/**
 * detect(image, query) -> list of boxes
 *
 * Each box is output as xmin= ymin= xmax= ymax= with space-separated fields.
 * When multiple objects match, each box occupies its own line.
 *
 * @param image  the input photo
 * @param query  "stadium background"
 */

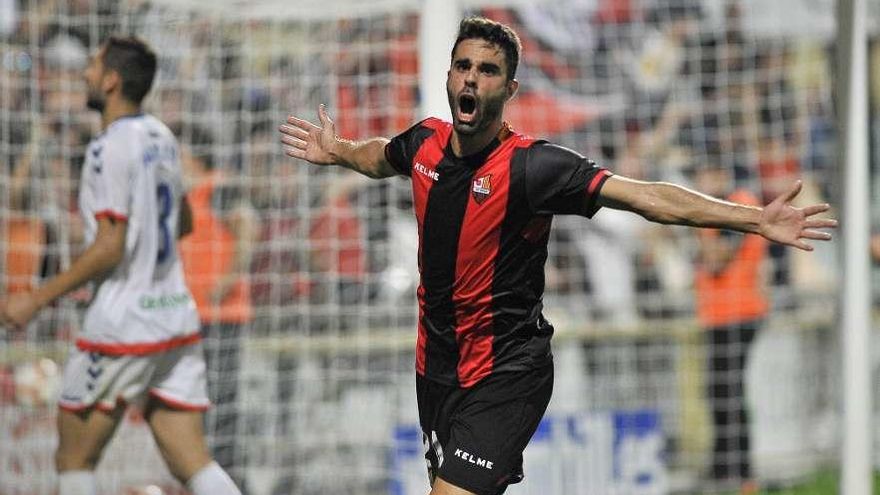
xmin=1 ymin=0 xmax=879 ymax=493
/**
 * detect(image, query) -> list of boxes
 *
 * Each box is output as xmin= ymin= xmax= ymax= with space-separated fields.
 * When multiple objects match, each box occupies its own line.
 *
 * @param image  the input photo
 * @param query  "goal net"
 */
xmin=0 ymin=0 xmax=875 ymax=494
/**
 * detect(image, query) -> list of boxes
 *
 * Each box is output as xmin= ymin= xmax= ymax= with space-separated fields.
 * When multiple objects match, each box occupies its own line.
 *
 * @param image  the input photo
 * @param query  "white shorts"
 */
xmin=58 ymin=342 xmax=210 ymax=413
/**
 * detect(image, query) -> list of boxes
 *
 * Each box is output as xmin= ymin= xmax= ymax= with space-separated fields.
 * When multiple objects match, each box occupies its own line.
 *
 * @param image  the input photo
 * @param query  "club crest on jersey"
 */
xmin=472 ymin=174 xmax=492 ymax=204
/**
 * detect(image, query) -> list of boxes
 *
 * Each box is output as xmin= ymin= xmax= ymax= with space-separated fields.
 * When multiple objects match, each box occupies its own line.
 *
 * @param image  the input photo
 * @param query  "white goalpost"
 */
xmin=837 ymin=0 xmax=872 ymax=494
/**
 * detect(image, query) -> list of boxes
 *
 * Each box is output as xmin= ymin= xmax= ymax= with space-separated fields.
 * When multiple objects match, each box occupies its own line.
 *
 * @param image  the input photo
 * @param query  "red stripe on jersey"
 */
xmin=412 ymin=121 xmax=450 ymax=376
xmin=94 ymin=210 xmax=128 ymax=222
xmin=149 ymin=389 xmax=210 ymax=411
xmin=452 ymin=142 xmax=516 ymax=387
xmin=76 ymin=331 xmax=201 ymax=356
xmin=414 ymin=285 xmax=427 ymax=375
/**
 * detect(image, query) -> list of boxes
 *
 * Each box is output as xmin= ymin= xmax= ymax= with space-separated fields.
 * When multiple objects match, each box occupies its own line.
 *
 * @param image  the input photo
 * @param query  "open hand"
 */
xmin=279 ymin=104 xmax=339 ymax=165
xmin=0 ymin=292 xmax=40 ymax=330
xmin=759 ymin=181 xmax=838 ymax=251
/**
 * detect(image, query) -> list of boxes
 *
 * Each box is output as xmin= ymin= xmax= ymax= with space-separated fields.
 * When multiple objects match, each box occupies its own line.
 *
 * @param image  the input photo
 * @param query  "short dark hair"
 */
xmin=101 ymin=36 xmax=157 ymax=105
xmin=451 ymin=17 xmax=521 ymax=81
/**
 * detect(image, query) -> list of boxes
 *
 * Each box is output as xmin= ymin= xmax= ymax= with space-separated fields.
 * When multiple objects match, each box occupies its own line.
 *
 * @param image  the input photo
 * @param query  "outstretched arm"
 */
xmin=279 ymin=104 xmax=397 ymax=179
xmin=597 ymin=176 xmax=837 ymax=251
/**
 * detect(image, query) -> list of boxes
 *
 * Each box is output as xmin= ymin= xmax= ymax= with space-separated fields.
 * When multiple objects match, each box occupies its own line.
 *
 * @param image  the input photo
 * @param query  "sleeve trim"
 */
xmin=94 ymin=210 xmax=129 ymax=222
xmin=584 ymin=169 xmax=613 ymax=218
xmin=587 ymin=169 xmax=612 ymax=196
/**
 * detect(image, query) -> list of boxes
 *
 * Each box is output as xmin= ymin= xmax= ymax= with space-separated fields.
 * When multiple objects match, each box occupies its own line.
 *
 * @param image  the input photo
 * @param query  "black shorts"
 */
xmin=416 ymin=364 xmax=554 ymax=495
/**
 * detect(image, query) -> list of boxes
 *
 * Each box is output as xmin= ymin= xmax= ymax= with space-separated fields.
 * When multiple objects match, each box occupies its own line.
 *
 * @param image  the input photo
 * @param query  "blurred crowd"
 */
xmin=0 ymin=0 xmax=861 ymax=342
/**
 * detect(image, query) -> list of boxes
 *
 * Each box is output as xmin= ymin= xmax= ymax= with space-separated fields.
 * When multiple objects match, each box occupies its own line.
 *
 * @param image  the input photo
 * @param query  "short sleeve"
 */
xmin=384 ymin=119 xmax=435 ymax=177
xmin=524 ymin=142 xmax=611 ymax=217
xmin=91 ymin=136 xmax=134 ymax=221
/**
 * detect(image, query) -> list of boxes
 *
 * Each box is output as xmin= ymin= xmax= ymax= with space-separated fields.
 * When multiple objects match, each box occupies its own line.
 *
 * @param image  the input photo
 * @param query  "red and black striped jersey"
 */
xmin=385 ymin=118 xmax=611 ymax=388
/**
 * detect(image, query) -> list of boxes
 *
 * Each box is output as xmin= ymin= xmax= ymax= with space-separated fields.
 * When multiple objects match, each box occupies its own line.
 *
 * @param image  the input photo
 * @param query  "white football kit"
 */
xmin=59 ymin=113 xmax=208 ymax=412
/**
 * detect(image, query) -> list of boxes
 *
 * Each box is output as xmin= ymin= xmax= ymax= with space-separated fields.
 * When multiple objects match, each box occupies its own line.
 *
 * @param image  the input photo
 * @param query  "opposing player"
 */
xmin=279 ymin=17 xmax=836 ymax=495
xmin=0 ymin=37 xmax=241 ymax=495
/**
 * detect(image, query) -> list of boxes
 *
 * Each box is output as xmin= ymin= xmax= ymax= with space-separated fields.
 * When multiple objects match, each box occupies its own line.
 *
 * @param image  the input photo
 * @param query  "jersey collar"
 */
xmin=445 ymin=121 xmax=512 ymax=169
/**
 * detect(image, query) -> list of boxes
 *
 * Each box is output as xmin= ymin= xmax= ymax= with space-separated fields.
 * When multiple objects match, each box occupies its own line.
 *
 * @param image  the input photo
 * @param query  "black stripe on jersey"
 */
xmin=419 ymin=157 xmax=475 ymax=385
xmin=490 ymin=146 xmax=553 ymax=367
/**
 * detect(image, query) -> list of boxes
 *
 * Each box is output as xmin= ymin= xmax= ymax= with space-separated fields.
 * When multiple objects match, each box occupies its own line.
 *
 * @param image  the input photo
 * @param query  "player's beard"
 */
xmin=447 ymin=88 xmax=506 ymax=137
xmin=86 ymin=87 xmax=105 ymax=112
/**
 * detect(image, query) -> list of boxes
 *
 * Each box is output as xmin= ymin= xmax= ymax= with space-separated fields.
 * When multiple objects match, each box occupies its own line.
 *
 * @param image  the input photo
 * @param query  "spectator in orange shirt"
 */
xmin=2 ymin=214 xmax=46 ymax=296
xmin=176 ymin=124 xmax=258 ymax=492
xmin=692 ymin=156 xmax=768 ymax=492
xmin=4 ymin=155 xmax=47 ymax=296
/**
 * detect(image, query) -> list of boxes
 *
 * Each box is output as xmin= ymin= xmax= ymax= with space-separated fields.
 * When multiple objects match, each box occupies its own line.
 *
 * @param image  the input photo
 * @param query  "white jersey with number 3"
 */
xmin=77 ymin=114 xmax=200 ymax=354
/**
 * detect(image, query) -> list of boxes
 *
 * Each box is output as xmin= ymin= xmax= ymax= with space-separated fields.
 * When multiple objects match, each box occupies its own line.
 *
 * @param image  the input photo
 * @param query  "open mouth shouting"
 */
xmin=456 ymin=93 xmax=478 ymax=125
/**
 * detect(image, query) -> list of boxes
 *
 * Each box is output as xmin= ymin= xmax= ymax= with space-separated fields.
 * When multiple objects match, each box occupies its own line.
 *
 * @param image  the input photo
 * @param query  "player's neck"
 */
xmin=101 ymin=98 xmax=142 ymax=130
xmin=451 ymin=119 xmax=505 ymax=158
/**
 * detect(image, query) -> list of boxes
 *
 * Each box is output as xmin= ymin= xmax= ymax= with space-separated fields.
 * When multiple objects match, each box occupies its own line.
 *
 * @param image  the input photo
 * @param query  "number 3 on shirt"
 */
xmin=156 ymin=182 xmax=173 ymax=263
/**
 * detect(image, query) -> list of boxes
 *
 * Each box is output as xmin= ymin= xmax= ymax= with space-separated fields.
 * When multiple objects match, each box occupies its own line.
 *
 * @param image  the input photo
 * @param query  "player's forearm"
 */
xmin=31 ymin=237 xmax=124 ymax=309
xmin=330 ymin=137 xmax=396 ymax=179
xmin=635 ymin=182 xmax=762 ymax=233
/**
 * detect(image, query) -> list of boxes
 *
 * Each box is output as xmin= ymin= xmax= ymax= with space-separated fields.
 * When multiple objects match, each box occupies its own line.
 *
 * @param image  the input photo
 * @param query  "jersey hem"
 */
xmin=417 ymin=358 xmax=552 ymax=389
xmin=76 ymin=331 xmax=202 ymax=356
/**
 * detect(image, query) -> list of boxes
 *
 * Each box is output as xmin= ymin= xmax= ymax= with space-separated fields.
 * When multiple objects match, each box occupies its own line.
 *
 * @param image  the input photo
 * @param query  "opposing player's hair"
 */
xmin=101 ymin=36 xmax=157 ymax=105
xmin=452 ymin=17 xmax=521 ymax=81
